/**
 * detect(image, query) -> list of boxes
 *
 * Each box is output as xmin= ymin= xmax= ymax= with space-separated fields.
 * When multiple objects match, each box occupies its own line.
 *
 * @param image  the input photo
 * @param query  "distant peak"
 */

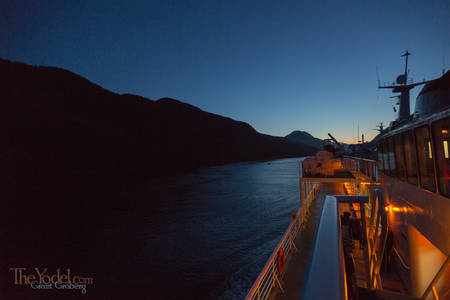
xmin=286 ymin=130 xmax=313 ymax=138
xmin=285 ymin=130 xmax=324 ymax=150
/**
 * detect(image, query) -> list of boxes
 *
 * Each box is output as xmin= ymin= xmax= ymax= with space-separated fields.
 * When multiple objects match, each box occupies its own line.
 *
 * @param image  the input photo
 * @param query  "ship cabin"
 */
xmin=375 ymin=107 xmax=450 ymax=299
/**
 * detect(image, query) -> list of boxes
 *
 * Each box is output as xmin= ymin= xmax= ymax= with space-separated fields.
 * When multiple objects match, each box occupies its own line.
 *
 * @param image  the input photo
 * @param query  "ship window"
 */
xmin=431 ymin=117 xmax=450 ymax=197
xmin=382 ymin=140 xmax=390 ymax=174
xmin=403 ymin=130 xmax=418 ymax=186
xmin=387 ymin=137 xmax=396 ymax=176
xmin=393 ymin=134 xmax=407 ymax=180
xmin=377 ymin=142 xmax=384 ymax=171
xmin=415 ymin=126 xmax=436 ymax=192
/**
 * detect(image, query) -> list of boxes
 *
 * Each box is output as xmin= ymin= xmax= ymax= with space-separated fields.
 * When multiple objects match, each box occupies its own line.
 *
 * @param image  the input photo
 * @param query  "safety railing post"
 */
xmin=300 ymin=180 xmax=305 ymax=212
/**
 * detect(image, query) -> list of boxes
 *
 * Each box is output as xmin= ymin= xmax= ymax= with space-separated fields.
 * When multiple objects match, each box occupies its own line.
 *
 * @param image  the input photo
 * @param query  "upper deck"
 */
xmin=245 ymin=155 xmax=448 ymax=300
xmin=245 ymin=156 xmax=381 ymax=300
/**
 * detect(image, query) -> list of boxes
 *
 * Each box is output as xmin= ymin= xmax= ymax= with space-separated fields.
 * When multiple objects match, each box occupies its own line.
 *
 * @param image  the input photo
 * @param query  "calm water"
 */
xmin=5 ymin=157 xmax=304 ymax=299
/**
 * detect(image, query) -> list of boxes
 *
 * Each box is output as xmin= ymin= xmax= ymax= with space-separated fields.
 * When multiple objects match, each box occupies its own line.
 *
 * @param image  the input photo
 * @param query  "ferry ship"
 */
xmin=245 ymin=52 xmax=450 ymax=300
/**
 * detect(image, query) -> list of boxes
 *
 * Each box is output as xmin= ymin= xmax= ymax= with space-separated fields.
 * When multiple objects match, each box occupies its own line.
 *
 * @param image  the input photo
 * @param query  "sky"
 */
xmin=1 ymin=0 xmax=449 ymax=143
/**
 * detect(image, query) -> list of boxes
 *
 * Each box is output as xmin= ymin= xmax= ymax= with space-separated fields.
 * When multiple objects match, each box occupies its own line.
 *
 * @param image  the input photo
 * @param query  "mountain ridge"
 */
xmin=1 ymin=58 xmax=317 ymax=183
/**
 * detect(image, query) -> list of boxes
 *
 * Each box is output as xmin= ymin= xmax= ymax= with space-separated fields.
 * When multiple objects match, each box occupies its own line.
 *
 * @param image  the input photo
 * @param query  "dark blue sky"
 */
xmin=1 ymin=0 xmax=449 ymax=142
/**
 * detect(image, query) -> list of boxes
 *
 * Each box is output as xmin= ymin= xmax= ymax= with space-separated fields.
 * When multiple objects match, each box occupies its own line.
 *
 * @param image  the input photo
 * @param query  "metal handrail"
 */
xmin=343 ymin=156 xmax=376 ymax=163
xmin=392 ymin=246 xmax=410 ymax=270
xmin=245 ymin=182 xmax=320 ymax=300
xmin=342 ymin=156 xmax=378 ymax=182
xmin=366 ymin=189 xmax=388 ymax=290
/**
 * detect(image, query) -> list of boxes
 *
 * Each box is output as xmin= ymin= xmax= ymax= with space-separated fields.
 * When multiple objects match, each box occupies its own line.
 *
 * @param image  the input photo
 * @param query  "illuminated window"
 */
xmin=444 ymin=141 xmax=449 ymax=159
xmin=428 ymin=141 xmax=432 ymax=159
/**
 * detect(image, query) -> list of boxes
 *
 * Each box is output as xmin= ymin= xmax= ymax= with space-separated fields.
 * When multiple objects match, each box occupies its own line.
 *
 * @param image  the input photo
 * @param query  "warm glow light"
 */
xmin=444 ymin=141 xmax=449 ymax=159
xmin=385 ymin=205 xmax=406 ymax=213
xmin=427 ymin=141 xmax=432 ymax=159
xmin=442 ymin=129 xmax=448 ymax=134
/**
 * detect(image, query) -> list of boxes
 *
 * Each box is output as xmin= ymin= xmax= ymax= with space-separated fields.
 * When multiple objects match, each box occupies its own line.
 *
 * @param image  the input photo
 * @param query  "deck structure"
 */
xmin=245 ymin=156 xmax=420 ymax=300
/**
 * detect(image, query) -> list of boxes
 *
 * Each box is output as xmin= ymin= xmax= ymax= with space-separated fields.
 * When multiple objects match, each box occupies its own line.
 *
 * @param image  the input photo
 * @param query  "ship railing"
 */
xmin=342 ymin=156 xmax=378 ymax=182
xmin=244 ymin=181 xmax=321 ymax=300
xmin=366 ymin=189 xmax=388 ymax=290
xmin=299 ymin=155 xmax=377 ymax=183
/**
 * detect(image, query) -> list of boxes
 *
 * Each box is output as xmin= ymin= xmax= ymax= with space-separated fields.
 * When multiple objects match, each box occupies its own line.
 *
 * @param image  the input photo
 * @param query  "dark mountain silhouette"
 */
xmin=285 ymin=130 xmax=324 ymax=150
xmin=1 ymin=58 xmax=317 ymax=183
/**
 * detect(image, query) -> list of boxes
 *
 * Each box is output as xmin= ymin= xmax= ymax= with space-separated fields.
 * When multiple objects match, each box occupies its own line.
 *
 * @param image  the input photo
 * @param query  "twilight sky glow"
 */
xmin=1 ymin=0 xmax=449 ymax=143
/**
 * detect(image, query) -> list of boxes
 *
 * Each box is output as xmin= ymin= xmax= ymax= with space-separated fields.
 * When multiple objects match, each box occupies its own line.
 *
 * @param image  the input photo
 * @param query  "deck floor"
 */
xmin=269 ymin=182 xmax=345 ymax=300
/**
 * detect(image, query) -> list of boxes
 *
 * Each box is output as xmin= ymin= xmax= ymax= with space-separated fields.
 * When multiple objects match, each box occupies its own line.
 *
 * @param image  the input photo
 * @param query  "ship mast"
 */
xmin=378 ymin=51 xmax=434 ymax=123
xmin=402 ymin=50 xmax=410 ymax=84
xmin=398 ymin=50 xmax=411 ymax=121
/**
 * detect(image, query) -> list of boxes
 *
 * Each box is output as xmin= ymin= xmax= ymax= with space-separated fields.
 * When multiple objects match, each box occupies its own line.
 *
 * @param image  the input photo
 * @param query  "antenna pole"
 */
xmin=402 ymin=50 xmax=411 ymax=85
xmin=404 ymin=54 xmax=408 ymax=81
xmin=357 ymin=125 xmax=360 ymax=144
xmin=376 ymin=66 xmax=381 ymax=87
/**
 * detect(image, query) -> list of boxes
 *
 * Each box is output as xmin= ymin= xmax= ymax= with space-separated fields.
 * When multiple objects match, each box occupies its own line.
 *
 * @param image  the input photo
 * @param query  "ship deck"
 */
xmin=269 ymin=182 xmax=345 ymax=300
xmin=268 ymin=181 xmax=410 ymax=300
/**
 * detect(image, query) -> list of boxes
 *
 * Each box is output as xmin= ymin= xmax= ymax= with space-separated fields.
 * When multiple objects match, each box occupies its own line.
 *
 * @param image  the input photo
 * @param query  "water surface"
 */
xmin=4 ymin=157 xmax=305 ymax=299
